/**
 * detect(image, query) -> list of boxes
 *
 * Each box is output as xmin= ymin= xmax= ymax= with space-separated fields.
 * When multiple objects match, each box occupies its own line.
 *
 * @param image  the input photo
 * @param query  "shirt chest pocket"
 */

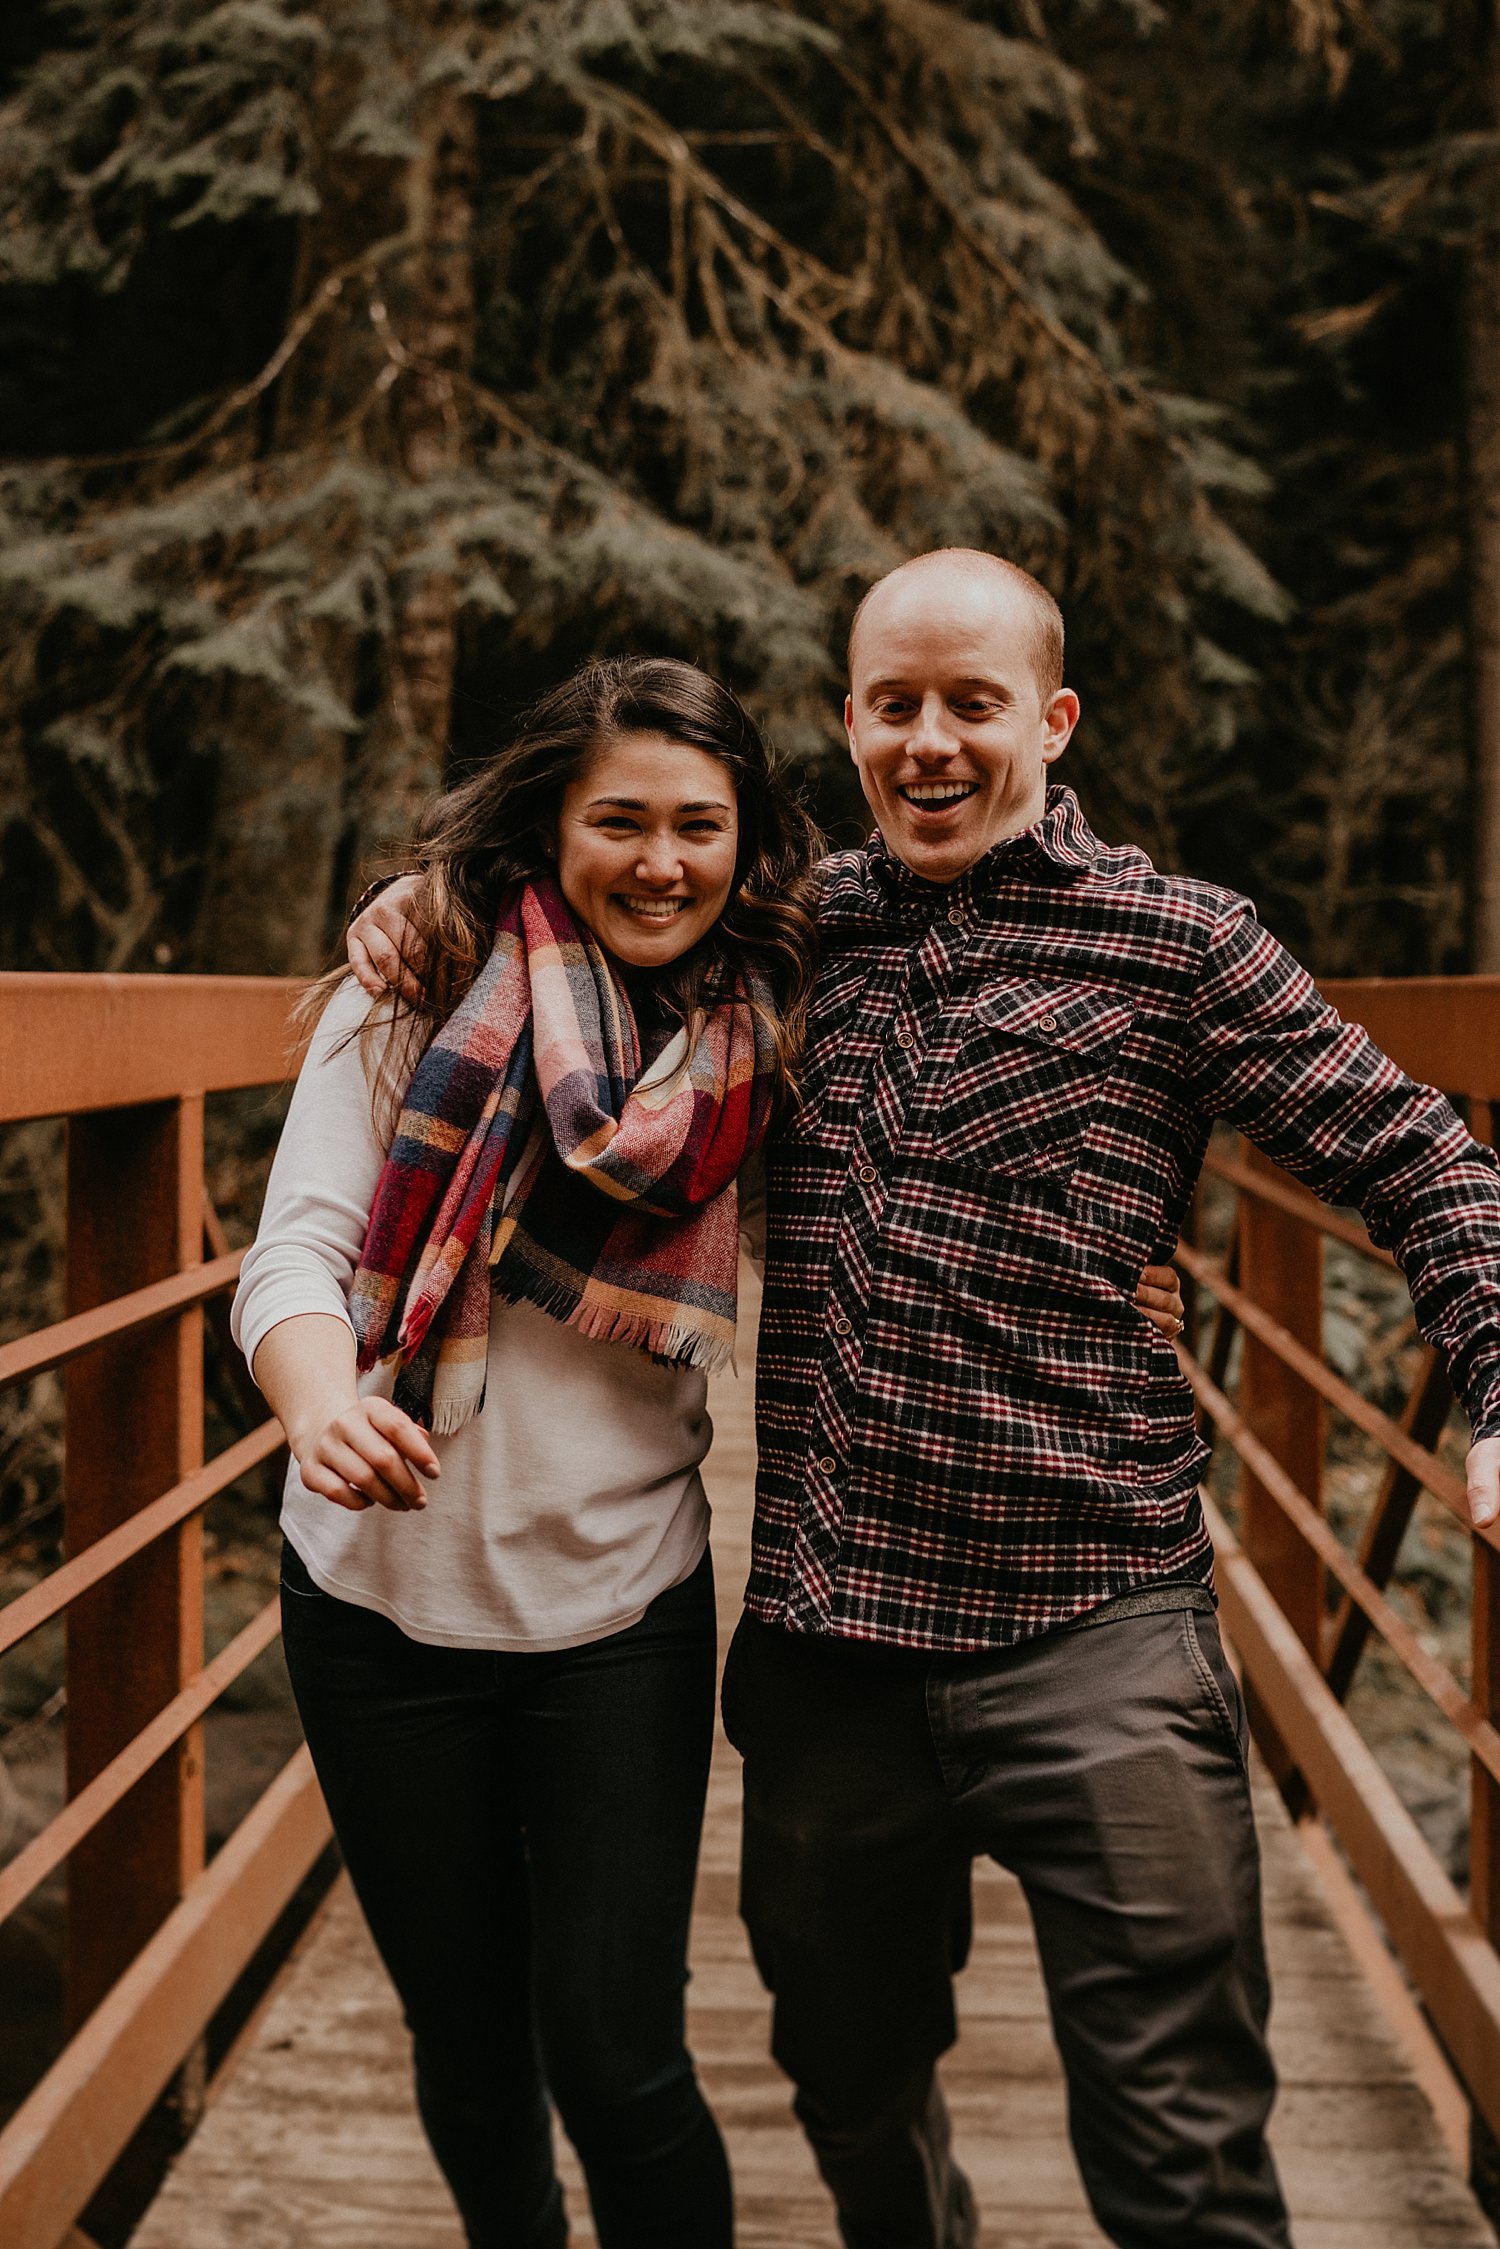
xmin=928 ymin=976 xmax=1136 ymax=1186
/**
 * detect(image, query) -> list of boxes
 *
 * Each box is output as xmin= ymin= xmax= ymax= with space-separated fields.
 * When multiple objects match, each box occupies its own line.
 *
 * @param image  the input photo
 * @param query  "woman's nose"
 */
xmin=636 ymin=837 xmax=684 ymax=885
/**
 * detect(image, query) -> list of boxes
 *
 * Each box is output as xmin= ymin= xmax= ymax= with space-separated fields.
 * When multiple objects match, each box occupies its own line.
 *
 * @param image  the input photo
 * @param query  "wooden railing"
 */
xmin=4 ymin=971 xmax=1500 ymax=2238
xmin=1182 ymin=974 xmax=1500 ymax=2194
xmin=0 ymin=974 xmax=323 ymax=2249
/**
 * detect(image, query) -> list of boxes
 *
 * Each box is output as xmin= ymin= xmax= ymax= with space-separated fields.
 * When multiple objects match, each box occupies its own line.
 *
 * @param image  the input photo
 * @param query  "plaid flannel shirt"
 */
xmin=748 ymin=787 xmax=1500 ymax=1653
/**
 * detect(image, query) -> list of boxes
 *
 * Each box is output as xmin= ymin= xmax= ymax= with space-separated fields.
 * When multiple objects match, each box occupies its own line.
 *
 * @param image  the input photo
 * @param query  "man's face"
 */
xmin=845 ymin=569 xmax=1079 ymax=885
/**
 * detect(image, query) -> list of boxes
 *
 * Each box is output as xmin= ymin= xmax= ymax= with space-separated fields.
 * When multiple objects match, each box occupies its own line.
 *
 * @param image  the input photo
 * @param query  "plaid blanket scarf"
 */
xmin=349 ymin=875 xmax=776 ymax=1433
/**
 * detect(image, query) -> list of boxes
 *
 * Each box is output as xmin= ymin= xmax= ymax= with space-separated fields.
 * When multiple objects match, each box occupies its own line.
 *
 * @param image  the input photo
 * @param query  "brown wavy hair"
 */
xmin=332 ymin=657 xmax=824 ymax=1126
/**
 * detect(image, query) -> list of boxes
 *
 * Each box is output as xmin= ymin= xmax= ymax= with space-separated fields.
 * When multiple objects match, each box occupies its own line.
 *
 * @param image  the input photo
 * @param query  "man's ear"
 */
xmin=844 ymin=692 xmax=858 ymax=764
xmin=1042 ymin=688 xmax=1080 ymax=765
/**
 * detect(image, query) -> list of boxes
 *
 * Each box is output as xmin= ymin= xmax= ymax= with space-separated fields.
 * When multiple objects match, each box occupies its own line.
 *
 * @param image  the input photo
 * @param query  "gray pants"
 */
xmin=722 ymin=1603 xmax=1293 ymax=2249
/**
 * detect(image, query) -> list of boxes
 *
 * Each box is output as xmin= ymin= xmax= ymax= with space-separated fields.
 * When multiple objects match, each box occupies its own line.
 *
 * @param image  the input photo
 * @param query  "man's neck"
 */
xmin=872 ymin=800 xmax=1051 ymax=886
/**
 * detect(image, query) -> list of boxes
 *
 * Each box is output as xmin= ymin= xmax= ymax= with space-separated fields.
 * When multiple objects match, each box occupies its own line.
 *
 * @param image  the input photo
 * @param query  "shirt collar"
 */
xmin=864 ymin=785 xmax=1101 ymax=919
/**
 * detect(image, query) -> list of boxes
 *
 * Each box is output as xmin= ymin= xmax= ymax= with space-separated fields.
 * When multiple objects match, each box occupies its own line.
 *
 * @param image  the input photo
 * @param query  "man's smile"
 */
xmin=897 ymin=781 xmax=979 ymax=806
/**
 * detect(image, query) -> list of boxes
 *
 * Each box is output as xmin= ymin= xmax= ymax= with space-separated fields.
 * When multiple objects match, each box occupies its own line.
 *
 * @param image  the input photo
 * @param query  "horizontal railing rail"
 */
xmin=1202 ymin=1147 xmax=1398 ymax=1267
xmin=0 ymin=1422 xmax=288 ymax=1664
xmin=0 ymin=1599 xmax=284 ymax=1928
xmin=1183 ymin=1356 xmax=1500 ymax=1783
xmin=0 ymin=972 xmax=304 ymax=1121
xmin=1182 ymin=973 xmax=1500 ymax=2190
xmin=0 ymin=1251 xmax=246 ymax=1391
xmin=1207 ymin=1498 xmax=1500 ymax=2144
xmin=0 ymin=973 xmax=330 ymax=2249
xmin=1179 ymin=1243 xmax=1472 ymax=1524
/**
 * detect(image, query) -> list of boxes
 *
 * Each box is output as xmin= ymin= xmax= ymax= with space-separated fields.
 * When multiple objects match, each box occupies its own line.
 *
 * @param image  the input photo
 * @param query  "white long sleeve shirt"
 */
xmin=231 ymin=978 xmax=751 ymax=1651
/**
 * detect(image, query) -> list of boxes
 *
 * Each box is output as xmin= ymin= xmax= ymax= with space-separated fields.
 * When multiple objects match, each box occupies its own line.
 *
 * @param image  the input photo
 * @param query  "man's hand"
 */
xmin=348 ymin=872 xmax=426 ymax=1001
xmin=1467 ymin=1435 xmax=1500 ymax=1531
xmin=295 ymin=1396 xmax=441 ymax=1514
xmin=1136 ymin=1261 xmax=1186 ymax=1343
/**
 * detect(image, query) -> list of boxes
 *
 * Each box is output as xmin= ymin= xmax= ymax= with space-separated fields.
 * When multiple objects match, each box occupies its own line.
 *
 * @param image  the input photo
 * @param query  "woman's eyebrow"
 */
xmin=584 ymin=796 xmax=732 ymax=813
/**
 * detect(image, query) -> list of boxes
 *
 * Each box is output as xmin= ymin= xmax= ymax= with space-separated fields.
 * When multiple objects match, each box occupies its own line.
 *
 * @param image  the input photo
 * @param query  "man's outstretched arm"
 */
xmin=1187 ymin=897 xmax=1500 ymax=1530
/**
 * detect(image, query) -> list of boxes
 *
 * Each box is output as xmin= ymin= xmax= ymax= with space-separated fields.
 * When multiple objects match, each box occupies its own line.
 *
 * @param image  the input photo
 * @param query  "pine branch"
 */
xmin=821 ymin=46 xmax=1152 ymax=422
xmin=7 ymin=231 xmax=414 ymax=478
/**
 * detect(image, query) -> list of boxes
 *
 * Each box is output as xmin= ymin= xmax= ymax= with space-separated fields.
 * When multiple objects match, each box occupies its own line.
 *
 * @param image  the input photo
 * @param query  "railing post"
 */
xmin=1469 ymin=1098 xmax=1500 ymax=2216
xmin=1235 ymin=1138 xmax=1324 ymax=1781
xmin=63 ymin=1094 xmax=205 ymax=2220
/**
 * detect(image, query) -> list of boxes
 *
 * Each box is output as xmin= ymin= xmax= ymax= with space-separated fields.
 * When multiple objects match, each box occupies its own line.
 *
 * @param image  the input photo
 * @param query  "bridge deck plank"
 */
xmin=133 ymin=1297 xmax=1494 ymax=2248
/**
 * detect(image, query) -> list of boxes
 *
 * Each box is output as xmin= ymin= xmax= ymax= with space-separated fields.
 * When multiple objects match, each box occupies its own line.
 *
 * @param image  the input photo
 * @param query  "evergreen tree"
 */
xmin=0 ymin=0 xmax=1283 ymax=975
xmin=1044 ymin=0 xmax=1498 ymax=974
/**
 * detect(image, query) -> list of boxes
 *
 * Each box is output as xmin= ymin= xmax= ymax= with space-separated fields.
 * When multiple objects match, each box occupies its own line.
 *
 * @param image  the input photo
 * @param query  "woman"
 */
xmin=236 ymin=656 xmax=1183 ymax=2249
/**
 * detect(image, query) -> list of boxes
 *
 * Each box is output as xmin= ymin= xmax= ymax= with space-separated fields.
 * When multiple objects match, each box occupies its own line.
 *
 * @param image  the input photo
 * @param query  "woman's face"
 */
xmin=555 ymin=730 xmax=740 ymax=969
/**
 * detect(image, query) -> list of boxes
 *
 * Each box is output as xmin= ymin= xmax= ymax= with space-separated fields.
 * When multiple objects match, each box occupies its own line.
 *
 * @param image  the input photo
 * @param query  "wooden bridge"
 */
xmin=3 ymin=971 xmax=1500 ymax=2246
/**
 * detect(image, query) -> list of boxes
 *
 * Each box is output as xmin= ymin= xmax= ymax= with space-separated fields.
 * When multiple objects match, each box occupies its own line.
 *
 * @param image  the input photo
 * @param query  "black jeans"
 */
xmin=280 ymin=1539 xmax=731 ymax=2249
xmin=723 ymin=1603 xmax=1292 ymax=2249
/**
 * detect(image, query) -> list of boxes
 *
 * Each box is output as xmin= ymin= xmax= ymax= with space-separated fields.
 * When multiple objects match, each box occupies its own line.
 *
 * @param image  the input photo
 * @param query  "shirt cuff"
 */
xmin=1462 ymin=1345 xmax=1500 ymax=1443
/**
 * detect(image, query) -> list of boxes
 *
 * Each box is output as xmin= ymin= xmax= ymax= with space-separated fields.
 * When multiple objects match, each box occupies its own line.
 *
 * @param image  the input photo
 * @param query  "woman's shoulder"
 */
xmin=295 ymin=976 xmax=383 ymax=1073
xmin=307 ymin=973 xmax=414 ymax=1048
xmin=298 ymin=978 xmax=422 ymax=1124
xmin=316 ymin=973 xmax=380 ymax=1037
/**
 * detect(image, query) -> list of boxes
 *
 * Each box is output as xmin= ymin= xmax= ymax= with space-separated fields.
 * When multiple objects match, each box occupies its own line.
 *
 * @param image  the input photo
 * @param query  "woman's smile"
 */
xmin=613 ymin=892 xmax=694 ymax=919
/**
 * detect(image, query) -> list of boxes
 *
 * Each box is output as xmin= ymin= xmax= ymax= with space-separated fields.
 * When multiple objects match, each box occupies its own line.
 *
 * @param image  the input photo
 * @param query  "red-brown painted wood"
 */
xmin=1235 ymin=1140 xmax=1325 ymax=1673
xmin=0 ymin=975 xmax=304 ymax=1123
xmin=63 ymin=1098 xmax=206 ymax=2029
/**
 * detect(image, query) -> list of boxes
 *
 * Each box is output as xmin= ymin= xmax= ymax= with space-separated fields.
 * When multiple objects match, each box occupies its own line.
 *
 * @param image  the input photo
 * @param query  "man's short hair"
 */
xmin=846 ymin=550 xmax=1066 ymax=700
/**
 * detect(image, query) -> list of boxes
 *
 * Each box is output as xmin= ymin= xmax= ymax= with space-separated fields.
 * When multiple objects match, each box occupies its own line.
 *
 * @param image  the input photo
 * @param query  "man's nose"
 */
xmin=906 ymin=698 xmax=959 ymax=758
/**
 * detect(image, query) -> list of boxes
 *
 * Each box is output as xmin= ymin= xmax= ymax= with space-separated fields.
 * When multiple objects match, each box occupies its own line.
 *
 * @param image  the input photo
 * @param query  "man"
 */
xmin=351 ymin=549 xmax=1500 ymax=2248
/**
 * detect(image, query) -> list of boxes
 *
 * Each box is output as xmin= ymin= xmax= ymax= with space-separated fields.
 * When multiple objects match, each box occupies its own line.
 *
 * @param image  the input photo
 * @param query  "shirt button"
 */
xmin=818 ymin=1456 xmax=837 ymax=1474
xmin=1039 ymin=1014 xmax=1058 ymax=1032
xmin=895 ymin=1030 xmax=914 ymax=1049
xmin=834 ymin=1317 xmax=852 ymax=1335
xmin=946 ymin=906 xmax=965 ymax=926
xmin=857 ymin=1164 xmax=877 ymax=1183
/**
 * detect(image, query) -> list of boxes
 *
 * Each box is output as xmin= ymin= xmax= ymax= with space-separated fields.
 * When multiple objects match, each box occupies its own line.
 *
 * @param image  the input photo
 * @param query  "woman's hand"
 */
xmin=1135 ymin=1261 xmax=1186 ymax=1343
xmin=348 ymin=873 xmax=426 ymax=1001
xmin=295 ymin=1395 xmax=442 ymax=1513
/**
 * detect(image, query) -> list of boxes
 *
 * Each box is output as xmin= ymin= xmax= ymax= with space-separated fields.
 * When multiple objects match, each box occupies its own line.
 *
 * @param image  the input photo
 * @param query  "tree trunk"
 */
xmin=391 ymin=81 xmax=478 ymax=785
xmin=355 ymin=34 xmax=478 ymax=857
xmin=1465 ymin=3 xmax=1500 ymax=969
xmin=190 ymin=4 xmax=477 ymax=968
xmin=188 ymin=680 xmax=350 ymax=974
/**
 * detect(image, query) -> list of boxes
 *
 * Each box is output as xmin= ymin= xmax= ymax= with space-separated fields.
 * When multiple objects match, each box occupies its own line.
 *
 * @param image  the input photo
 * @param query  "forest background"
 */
xmin=2 ymin=0 xmax=1500 ymax=989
